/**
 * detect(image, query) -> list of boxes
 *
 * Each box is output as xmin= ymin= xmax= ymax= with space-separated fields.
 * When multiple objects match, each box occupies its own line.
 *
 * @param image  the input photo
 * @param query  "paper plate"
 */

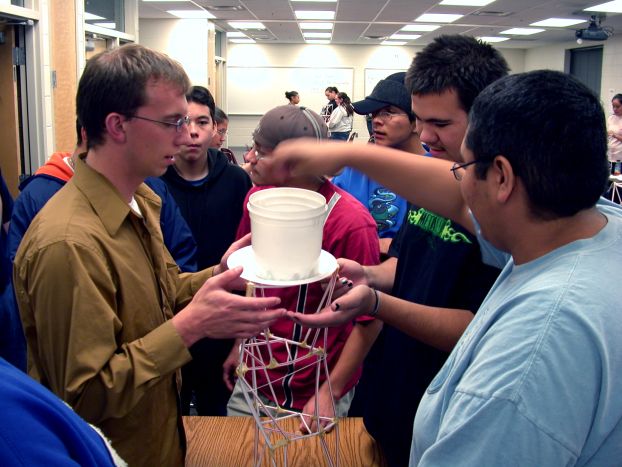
xmin=227 ymin=246 xmax=338 ymax=286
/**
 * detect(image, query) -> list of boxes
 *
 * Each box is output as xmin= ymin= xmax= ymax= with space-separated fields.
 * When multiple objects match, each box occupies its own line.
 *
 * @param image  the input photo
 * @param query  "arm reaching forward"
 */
xmin=271 ymin=139 xmax=474 ymax=234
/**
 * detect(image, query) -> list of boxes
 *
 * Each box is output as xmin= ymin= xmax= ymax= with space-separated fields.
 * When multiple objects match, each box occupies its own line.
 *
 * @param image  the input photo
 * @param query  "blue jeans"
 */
xmin=329 ymin=131 xmax=350 ymax=141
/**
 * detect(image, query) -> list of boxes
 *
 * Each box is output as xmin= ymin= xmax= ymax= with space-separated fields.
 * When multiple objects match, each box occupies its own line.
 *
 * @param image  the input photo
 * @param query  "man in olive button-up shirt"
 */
xmin=13 ymin=44 xmax=285 ymax=467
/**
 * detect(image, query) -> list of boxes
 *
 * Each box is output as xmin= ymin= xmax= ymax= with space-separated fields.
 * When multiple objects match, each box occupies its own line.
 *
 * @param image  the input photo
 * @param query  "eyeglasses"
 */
xmin=252 ymin=143 xmax=272 ymax=161
xmin=217 ymin=129 xmax=228 ymax=136
xmin=130 ymin=115 xmax=190 ymax=133
xmin=371 ymin=110 xmax=409 ymax=122
xmin=450 ymin=160 xmax=478 ymax=181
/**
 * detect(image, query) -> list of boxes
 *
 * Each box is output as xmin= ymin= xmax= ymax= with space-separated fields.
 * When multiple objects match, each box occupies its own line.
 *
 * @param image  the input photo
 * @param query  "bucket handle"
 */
xmin=324 ymin=192 xmax=341 ymax=226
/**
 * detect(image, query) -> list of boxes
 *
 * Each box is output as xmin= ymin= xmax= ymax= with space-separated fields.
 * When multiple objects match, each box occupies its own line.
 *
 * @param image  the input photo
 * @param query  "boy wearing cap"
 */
xmin=332 ymin=73 xmax=425 ymax=255
xmin=224 ymin=105 xmax=381 ymax=432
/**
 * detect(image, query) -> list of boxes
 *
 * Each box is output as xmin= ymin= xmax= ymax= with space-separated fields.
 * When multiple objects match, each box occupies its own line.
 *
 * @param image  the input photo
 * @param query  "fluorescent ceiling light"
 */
xmin=84 ymin=12 xmax=105 ymax=20
xmin=390 ymin=34 xmax=421 ymax=40
xmin=401 ymin=24 xmax=441 ymax=32
xmin=299 ymin=22 xmax=333 ymax=30
xmin=167 ymin=10 xmax=215 ymax=19
xmin=229 ymin=38 xmax=256 ymax=44
xmin=228 ymin=21 xmax=266 ymax=29
xmin=303 ymin=32 xmax=332 ymax=38
xmin=440 ymin=0 xmax=495 ymax=5
xmin=501 ymin=27 xmax=545 ymax=35
xmin=585 ymin=0 xmax=622 ymax=13
xmin=93 ymin=22 xmax=116 ymax=29
xmin=530 ymin=18 xmax=585 ymax=27
xmin=381 ymin=40 xmax=407 ymax=46
xmin=478 ymin=36 xmax=510 ymax=42
xmin=295 ymin=10 xmax=336 ymax=20
xmin=306 ymin=40 xmax=330 ymax=44
xmin=414 ymin=13 xmax=463 ymax=23
xmin=226 ymin=32 xmax=247 ymax=37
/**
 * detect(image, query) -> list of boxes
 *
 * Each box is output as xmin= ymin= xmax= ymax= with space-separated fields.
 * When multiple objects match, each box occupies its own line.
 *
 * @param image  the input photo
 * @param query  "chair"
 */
xmin=611 ymin=180 xmax=622 ymax=204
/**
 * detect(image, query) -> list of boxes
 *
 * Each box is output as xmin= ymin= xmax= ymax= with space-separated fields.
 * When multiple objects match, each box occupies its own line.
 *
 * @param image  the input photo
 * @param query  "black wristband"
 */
xmin=369 ymin=288 xmax=380 ymax=318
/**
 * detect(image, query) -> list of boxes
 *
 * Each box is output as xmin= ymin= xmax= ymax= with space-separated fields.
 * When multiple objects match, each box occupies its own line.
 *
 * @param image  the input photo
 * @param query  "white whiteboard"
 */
xmin=227 ymin=67 xmax=354 ymax=115
xmin=364 ymin=68 xmax=407 ymax=96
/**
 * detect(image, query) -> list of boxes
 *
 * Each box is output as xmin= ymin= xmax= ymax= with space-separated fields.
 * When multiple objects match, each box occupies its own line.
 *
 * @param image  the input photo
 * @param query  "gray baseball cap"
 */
xmin=253 ymin=105 xmax=328 ymax=148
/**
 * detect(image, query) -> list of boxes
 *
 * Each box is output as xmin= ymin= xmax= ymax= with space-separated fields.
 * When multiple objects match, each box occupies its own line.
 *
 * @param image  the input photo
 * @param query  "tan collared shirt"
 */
xmin=14 ymin=157 xmax=213 ymax=466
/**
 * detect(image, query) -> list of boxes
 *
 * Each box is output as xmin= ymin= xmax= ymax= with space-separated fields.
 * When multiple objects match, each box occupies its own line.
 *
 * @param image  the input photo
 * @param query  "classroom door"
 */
xmin=0 ymin=22 xmax=26 ymax=197
xmin=0 ymin=20 xmax=32 ymax=196
xmin=215 ymin=59 xmax=225 ymax=108
xmin=569 ymin=46 xmax=603 ymax=98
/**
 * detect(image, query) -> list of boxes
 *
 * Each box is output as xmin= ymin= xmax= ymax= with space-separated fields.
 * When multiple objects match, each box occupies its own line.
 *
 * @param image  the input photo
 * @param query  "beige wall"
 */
xmin=50 ymin=0 xmax=78 ymax=152
xmin=224 ymin=43 xmax=525 ymax=149
xmin=524 ymin=36 xmax=622 ymax=105
xmin=600 ymin=35 xmax=622 ymax=104
xmin=139 ymin=18 xmax=210 ymax=89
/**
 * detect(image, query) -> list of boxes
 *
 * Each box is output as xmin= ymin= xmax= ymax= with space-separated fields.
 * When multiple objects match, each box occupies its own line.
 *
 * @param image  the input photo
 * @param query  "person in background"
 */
xmin=328 ymin=92 xmax=354 ymax=141
xmin=224 ymin=105 xmax=381 ymax=433
xmin=161 ymin=85 xmax=252 ymax=416
xmin=271 ymin=69 xmax=621 ymax=467
xmin=13 ymin=44 xmax=285 ymax=466
xmin=210 ymin=107 xmax=239 ymax=166
xmin=320 ymin=86 xmax=338 ymax=122
xmin=332 ymin=72 xmax=424 ymax=255
xmin=607 ymin=93 xmax=622 ymax=174
xmin=285 ymin=90 xmax=300 ymax=105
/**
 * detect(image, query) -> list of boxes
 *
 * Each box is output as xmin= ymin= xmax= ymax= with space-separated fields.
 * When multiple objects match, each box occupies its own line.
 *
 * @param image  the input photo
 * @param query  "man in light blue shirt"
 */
xmin=271 ymin=69 xmax=621 ymax=466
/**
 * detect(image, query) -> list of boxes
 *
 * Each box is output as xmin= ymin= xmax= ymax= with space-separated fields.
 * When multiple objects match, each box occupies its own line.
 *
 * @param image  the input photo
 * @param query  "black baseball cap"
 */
xmin=352 ymin=72 xmax=413 ymax=117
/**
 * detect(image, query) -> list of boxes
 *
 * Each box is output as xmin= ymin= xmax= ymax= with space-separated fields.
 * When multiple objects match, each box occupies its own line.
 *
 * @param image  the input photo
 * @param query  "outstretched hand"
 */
xmin=287 ymin=284 xmax=374 ymax=328
xmin=173 ymin=266 xmax=285 ymax=346
xmin=270 ymin=138 xmax=350 ymax=184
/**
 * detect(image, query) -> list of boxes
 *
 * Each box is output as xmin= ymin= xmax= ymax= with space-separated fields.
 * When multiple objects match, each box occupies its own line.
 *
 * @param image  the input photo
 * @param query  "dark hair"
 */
xmin=76 ymin=43 xmax=190 ymax=148
xmin=75 ymin=119 xmax=83 ymax=146
xmin=466 ymin=70 xmax=609 ymax=220
xmin=186 ymin=85 xmax=215 ymax=124
xmin=214 ymin=107 xmax=228 ymax=125
xmin=612 ymin=93 xmax=622 ymax=104
xmin=405 ymin=35 xmax=509 ymax=113
xmin=337 ymin=92 xmax=354 ymax=117
xmin=325 ymin=86 xmax=339 ymax=94
xmin=285 ymin=90 xmax=299 ymax=102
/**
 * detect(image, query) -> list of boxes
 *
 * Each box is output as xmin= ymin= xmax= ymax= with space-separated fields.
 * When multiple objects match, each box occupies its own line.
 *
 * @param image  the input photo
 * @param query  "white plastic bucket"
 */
xmin=248 ymin=187 xmax=327 ymax=281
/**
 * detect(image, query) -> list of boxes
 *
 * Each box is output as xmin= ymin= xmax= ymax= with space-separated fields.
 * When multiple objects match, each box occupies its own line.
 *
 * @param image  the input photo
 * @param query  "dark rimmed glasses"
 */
xmin=450 ymin=160 xmax=478 ymax=181
xmin=130 ymin=115 xmax=190 ymax=133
